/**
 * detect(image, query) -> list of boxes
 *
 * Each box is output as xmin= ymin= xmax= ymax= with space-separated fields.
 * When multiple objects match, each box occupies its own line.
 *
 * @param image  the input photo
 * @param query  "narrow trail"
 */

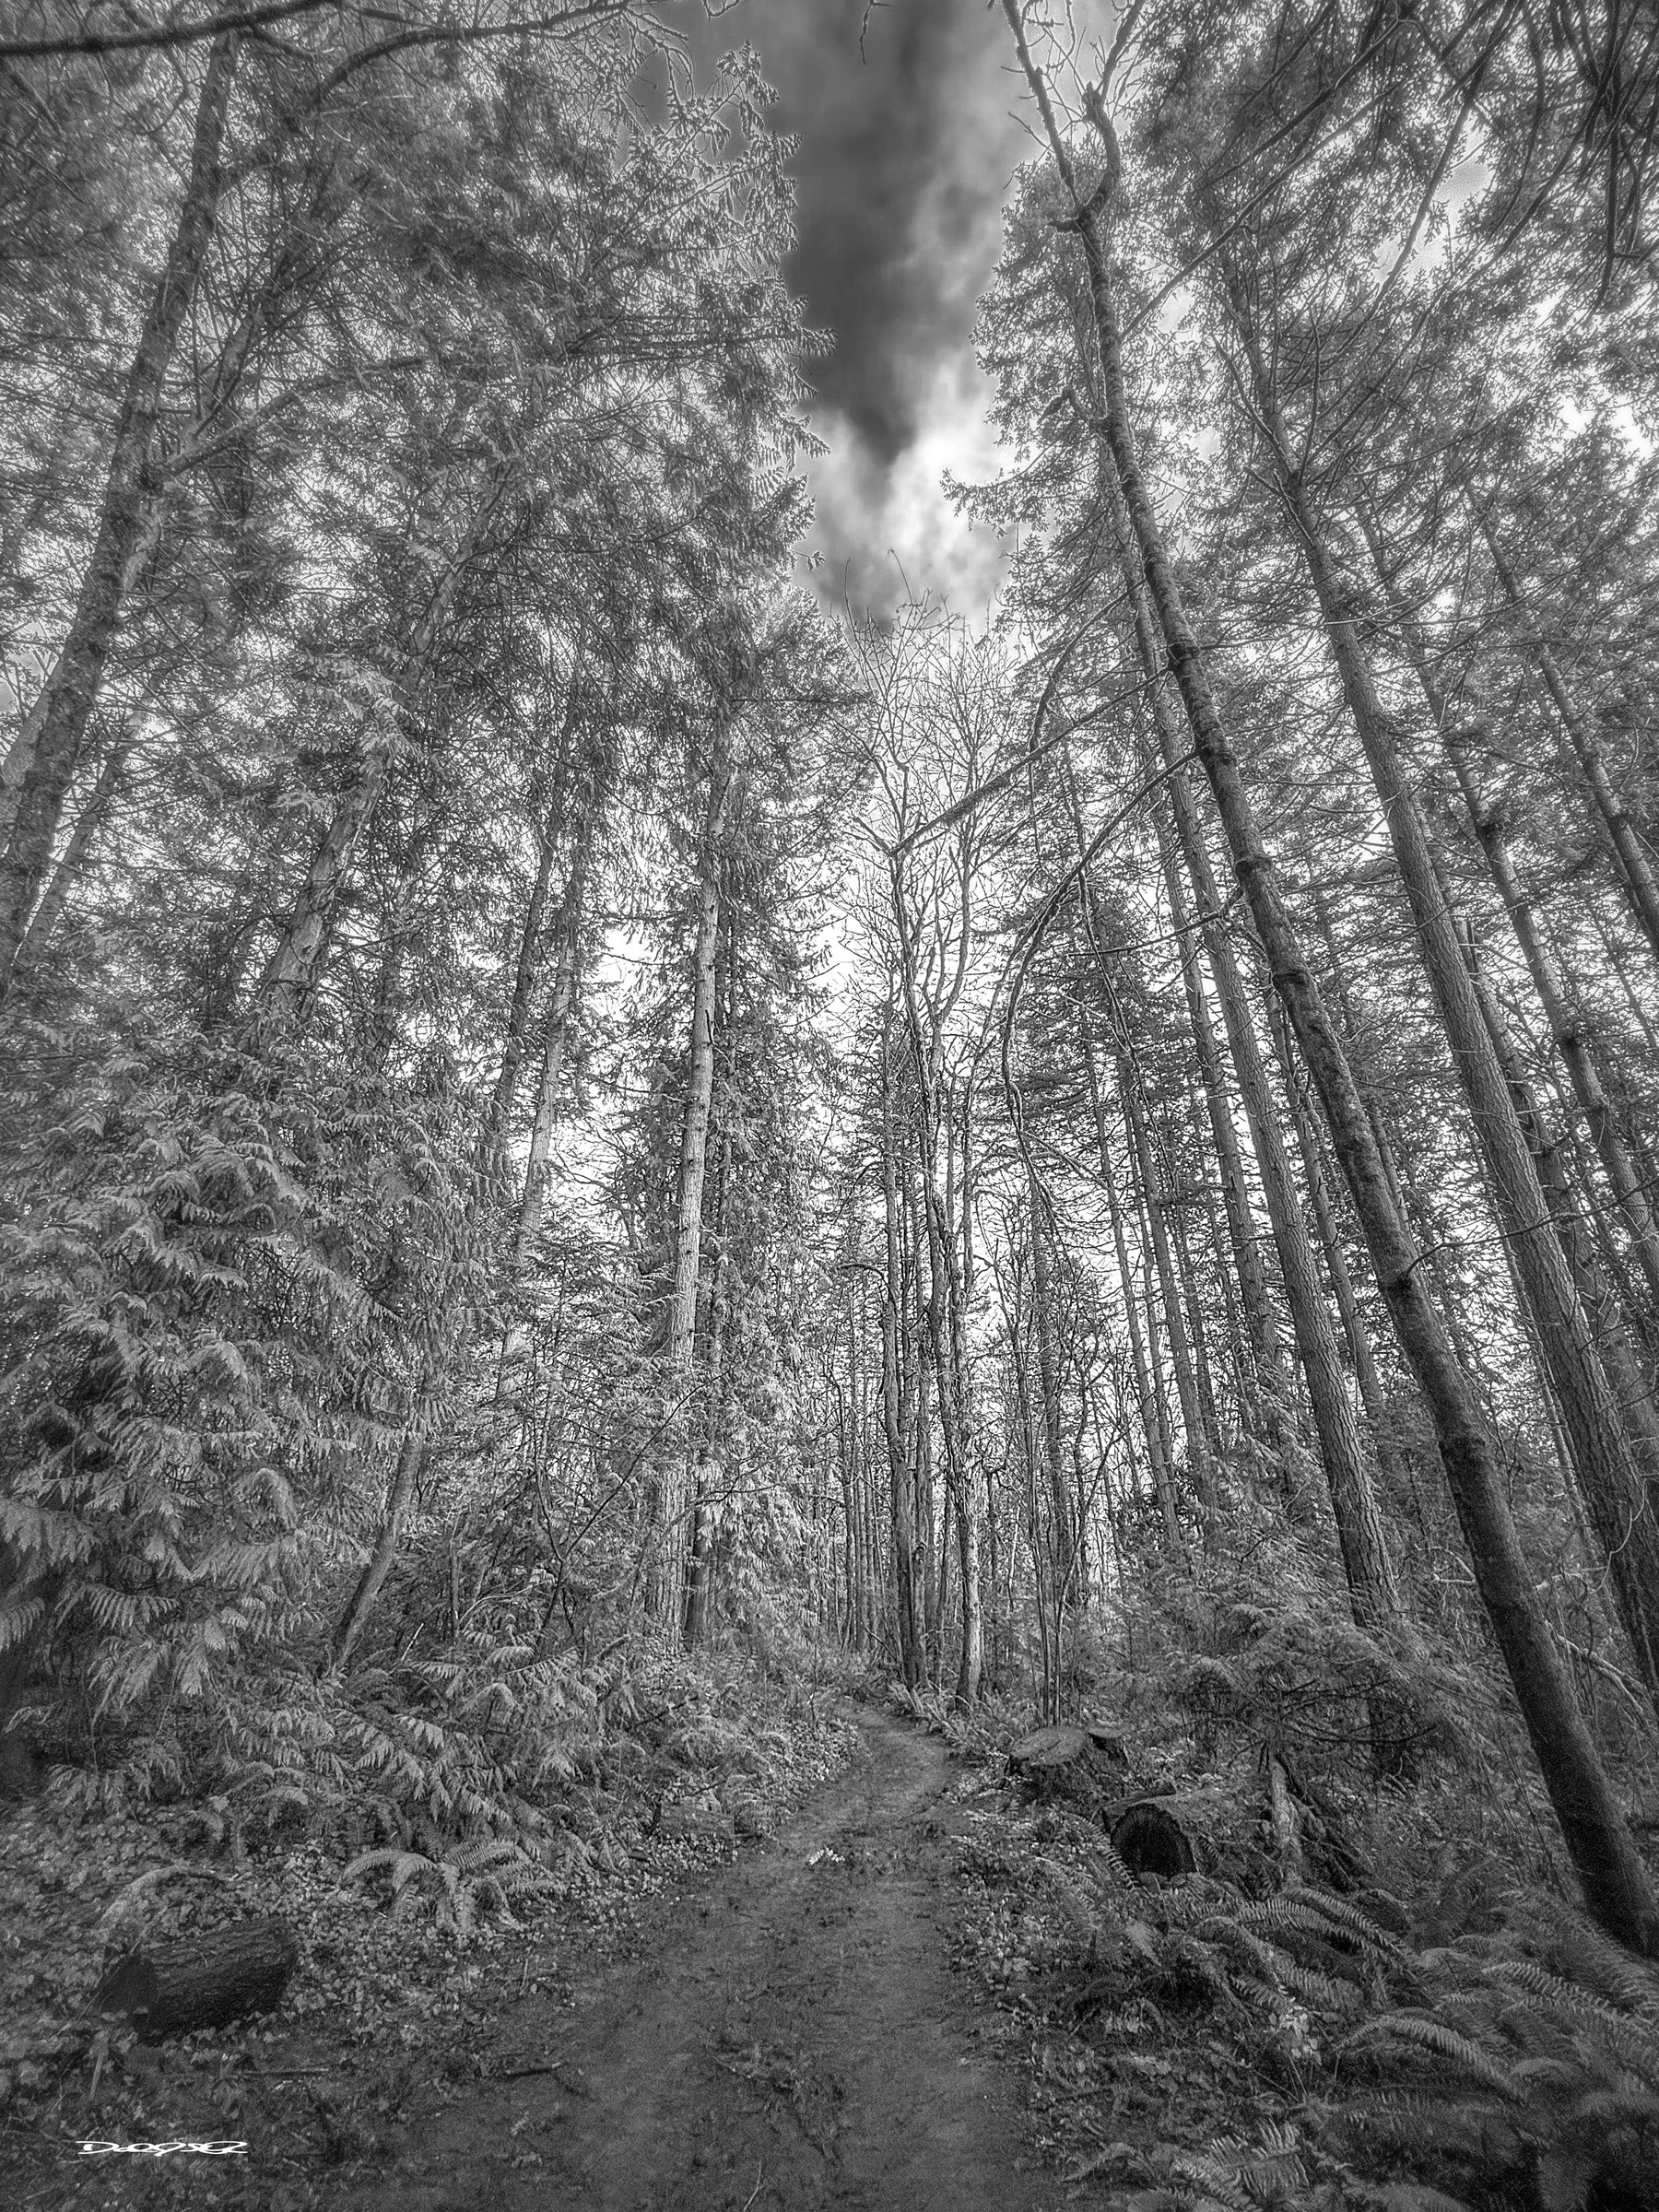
xmin=364 ymin=1709 xmax=1058 ymax=2211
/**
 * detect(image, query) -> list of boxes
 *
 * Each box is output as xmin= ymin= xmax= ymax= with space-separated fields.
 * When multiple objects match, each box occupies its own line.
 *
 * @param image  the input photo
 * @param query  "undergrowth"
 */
xmin=952 ymin=1748 xmax=1659 ymax=2210
xmin=0 ymin=1639 xmax=858 ymax=2146
xmin=940 ymin=1508 xmax=1659 ymax=2212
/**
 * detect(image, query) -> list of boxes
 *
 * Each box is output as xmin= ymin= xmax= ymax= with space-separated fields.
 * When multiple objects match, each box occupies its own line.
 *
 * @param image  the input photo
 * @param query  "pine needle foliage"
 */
xmin=1 ymin=1018 xmax=483 ymax=1747
xmin=1126 ymin=1521 xmax=1465 ymax=1786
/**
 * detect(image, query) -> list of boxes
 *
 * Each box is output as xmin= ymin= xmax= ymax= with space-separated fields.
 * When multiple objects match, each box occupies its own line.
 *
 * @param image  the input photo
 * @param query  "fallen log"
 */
xmin=94 ymin=1919 xmax=298 ymax=2041
xmin=1106 ymin=1796 xmax=1201 ymax=1881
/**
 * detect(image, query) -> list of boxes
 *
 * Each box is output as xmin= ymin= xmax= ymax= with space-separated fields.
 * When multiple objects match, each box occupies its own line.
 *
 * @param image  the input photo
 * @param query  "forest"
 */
xmin=3 ymin=0 xmax=1659 ymax=2206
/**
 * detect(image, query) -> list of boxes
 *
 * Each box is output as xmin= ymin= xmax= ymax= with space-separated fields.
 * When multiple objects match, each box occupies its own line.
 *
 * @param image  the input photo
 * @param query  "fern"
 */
xmin=1345 ymin=2009 xmax=1520 ymax=2097
xmin=340 ymin=1837 xmax=557 ymax=1936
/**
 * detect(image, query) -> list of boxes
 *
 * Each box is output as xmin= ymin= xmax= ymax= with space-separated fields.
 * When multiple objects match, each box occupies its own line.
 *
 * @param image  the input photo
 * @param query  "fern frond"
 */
xmin=1237 ymin=1888 xmax=1412 ymax=1971
xmin=1549 ymin=1919 xmax=1659 ymax=2019
xmin=1345 ymin=2010 xmax=1519 ymax=2097
xmin=1564 ymin=2083 xmax=1659 ymax=2129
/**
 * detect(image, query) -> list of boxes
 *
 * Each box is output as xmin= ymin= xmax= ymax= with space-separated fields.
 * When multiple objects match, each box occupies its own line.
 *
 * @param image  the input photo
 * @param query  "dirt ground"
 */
xmin=354 ymin=1706 xmax=1058 ymax=2212
xmin=3 ymin=1706 xmax=1064 ymax=2210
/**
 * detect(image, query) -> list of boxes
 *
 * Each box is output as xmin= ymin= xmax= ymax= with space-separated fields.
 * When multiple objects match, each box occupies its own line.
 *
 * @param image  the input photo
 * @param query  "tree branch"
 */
xmin=0 ymin=0 xmax=634 ymax=64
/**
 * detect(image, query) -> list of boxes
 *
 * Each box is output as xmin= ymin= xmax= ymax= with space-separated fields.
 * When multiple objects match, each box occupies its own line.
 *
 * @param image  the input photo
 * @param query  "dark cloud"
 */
xmin=665 ymin=1 xmax=1028 ymax=459
xmin=653 ymin=0 xmax=1034 ymax=610
xmin=758 ymin=0 xmax=1025 ymax=464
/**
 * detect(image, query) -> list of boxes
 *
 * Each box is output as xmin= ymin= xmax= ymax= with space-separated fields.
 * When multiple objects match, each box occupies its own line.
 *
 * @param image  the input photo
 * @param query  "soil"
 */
xmin=354 ymin=1706 xmax=1057 ymax=2212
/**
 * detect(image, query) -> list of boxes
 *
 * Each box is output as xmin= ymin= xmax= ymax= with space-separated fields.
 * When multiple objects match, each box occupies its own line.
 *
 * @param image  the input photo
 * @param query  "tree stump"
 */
xmin=1007 ymin=1724 xmax=1129 ymax=1810
xmin=1080 ymin=1721 xmax=1129 ymax=1767
xmin=94 ymin=1919 xmax=298 ymax=2041
xmin=1106 ymin=1797 xmax=1201 ymax=1881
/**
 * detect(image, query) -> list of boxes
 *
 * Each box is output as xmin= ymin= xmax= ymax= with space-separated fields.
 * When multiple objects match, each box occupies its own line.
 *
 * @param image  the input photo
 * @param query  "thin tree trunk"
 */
xmin=1482 ymin=524 xmax=1659 ymax=968
xmin=1156 ymin=792 xmax=1283 ymax=1410
xmin=880 ymin=1016 xmax=923 ymax=1686
xmin=1085 ymin=1030 xmax=1182 ymax=1555
xmin=327 ymin=1427 xmax=428 ymax=1676
xmin=1024 ymin=1140 xmax=1076 ymax=1605
xmin=917 ymin=1144 xmax=976 ymax=1706
xmin=1270 ymin=1003 xmax=1389 ymax=1433
xmin=921 ymin=1152 xmax=982 ymax=1710
xmin=643 ymin=738 xmax=734 ymax=1619
xmin=917 ymin=1359 xmax=941 ymax=1685
xmin=259 ymin=468 xmax=512 ymax=1014
xmin=14 ymin=728 xmax=132 ymax=972
xmin=515 ymin=810 xmax=595 ymax=1267
xmin=483 ymin=677 xmax=581 ymax=1172
xmin=908 ymin=1178 xmax=941 ymax=1683
xmin=892 ymin=898 xmax=981 ymax=1711
xmin=0 ymin=35 xmax=239 ymax=1000
xmin=664 ymin=743 xmax=733 ymax=1370
xmin=1106 ymin=488 xmax=1404 ymax=1615
xmin=682 ymin=1134 xmax=732 ymax=1651
xmin=1120 ymin=1053 xmax=1216 ymax=1528
xmin=1371 ymin=548 xmax=1659 ymax=1321
xmin=1167 ymin=1137 xmax=1225 ymax=1456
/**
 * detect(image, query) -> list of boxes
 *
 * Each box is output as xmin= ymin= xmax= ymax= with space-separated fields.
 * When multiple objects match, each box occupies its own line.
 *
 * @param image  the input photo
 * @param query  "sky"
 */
xmin=661 ymin=0 xmax=1045 ymax=618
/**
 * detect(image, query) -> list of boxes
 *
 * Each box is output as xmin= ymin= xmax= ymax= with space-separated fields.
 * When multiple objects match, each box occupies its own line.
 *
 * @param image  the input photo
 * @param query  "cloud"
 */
xmin=804 ymin=359 xmax=1011 ymax=619
xmin=662 ymin=0 xmax=1036 ymax=615
xmin=762 ymin=1 xmax=1025 ymax=456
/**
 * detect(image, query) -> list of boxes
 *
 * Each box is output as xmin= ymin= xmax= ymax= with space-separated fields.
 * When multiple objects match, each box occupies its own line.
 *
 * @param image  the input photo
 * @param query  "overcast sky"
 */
xmin=663 ymin=0 xmax=1042 ymax=618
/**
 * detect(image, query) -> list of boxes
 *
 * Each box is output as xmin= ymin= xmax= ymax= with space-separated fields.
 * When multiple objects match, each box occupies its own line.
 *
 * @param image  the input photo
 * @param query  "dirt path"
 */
xmin=360 ymin=1709 xmax=1058 ymax=2212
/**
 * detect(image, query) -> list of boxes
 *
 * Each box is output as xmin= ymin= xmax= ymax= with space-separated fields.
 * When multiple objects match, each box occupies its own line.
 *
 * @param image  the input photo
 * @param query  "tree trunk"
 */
xmin=664 ymin=743 xmax=733 ymax=1371
xmin=1269 ymin=1004 xmax=1389 ymax=1437
xmin=1119 ymin=1055 xmax=1216 ymax=1526
xmin=1167 ymin=1137 xmax=1225 ymax=1457
xmin=14 ymin=727 xmax=132 ymax=974
xmin=891 ymin=853 xmax=982 ymax=1708
xmin=0 ymin=34 xmax=239 ymax=1001
xmin=327 ymin=1427 xmax=428 ymax=1675
xmin=1153 ymin=792 xmax=1286 ymax=1419
xmin=483 ymin=679 xmax=581 ymax=1174
xmin=1228 ymin=306 xmax=1659 ymax=1720
xmin=643 ymin=735 xmax=733 ymax=1619
xmin=916 ymin=1134 xmax=981 ymax=1710
xmin=682 ymin=1133 xmax=733 ymax=1651
xmin=1002 ymin=19 xmax=1657 ymax=1949
xmin=1106 ymin=484 xmax=1403 ymax=1627
xmin=515 ymin=809 xmax=595 ymax=1267
xmin=1024 ymin=1143 xmax=1076 ymax=1609
xmin=1482 ymin=524 xmax=1659 ymax=969
xmin=1086 ymin=1031 xmax=1183 ymax=1556
xmin=880 ymin=1016 xmax=924 ymax=1686
xmin=1373 ymin=545 xmax=1659 ymax=1324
